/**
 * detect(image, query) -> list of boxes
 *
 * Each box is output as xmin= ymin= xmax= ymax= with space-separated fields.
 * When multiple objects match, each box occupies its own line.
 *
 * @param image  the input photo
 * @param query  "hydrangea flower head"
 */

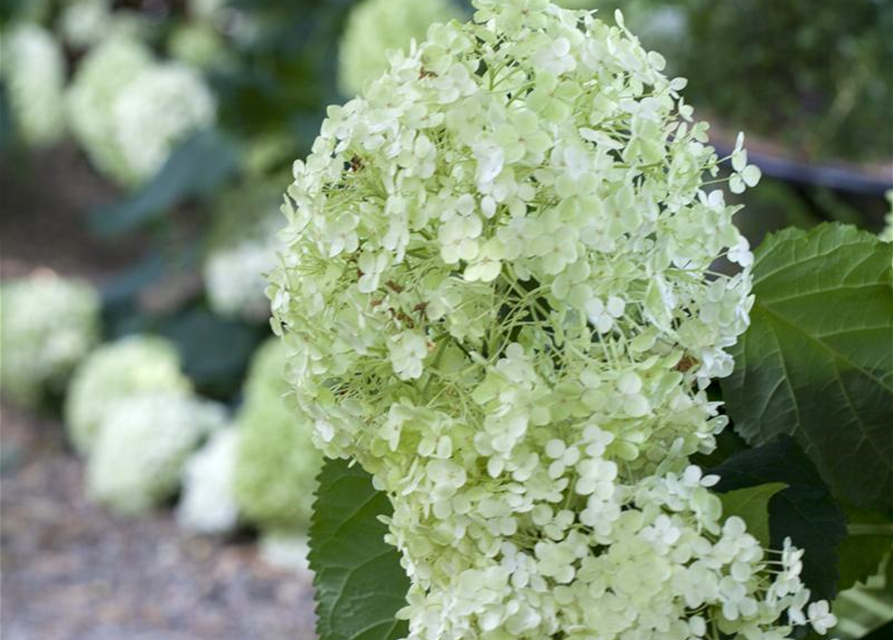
xmin=0 ymin=273 xmax=100 ymax=408
xmin=65 ymin=335 xmax=192 ymax=455
xmin=233 ymin=340 xmax=323 ymax=533
xmin=87 ymin=393 xmax=227 ymax=515
xmin=177 ymin=428 xmax=240 ymax=535
xmin=1 ymin=23 xmax=66 ymax=146
xmin=66 ymin=35 xmax=154 ymax=186
xmin=66 ymin=37 xmax=216 ymax=186
xmin=112 ymin=62 xmax=216 ymax=180
xmin=59 ymin=0 xmax=112 ymax=48
xmin=203 ymin=185 xmax=285 ymax=321
xmin=270 ymin=1 xmax=828 ymax=637
xmin=337 ymin=0 xmax=464 ymax=96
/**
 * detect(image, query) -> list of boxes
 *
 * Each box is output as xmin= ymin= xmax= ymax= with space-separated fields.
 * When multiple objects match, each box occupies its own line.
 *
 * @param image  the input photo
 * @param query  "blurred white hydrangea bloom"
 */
xmin=65 ymin=335 xmax=192 ymax=455
xmin=59 ymin=0 xmax=112 ymax=48
xmin=0 ymin=274 xmax=100 ymax=408
xmin=66 ymin=35 xmax=153 ymax=186
xmin=259 ymin=532 xmax=311 ymax=575
xmin=112 ymin=63 xmax=217 ymax=182
xmin=269 ymin=0 xmax=833 ymax=637
xmin=203 ymin=220 xmax=281 ymax=321
xmin=66 ymin=36 xmax=216 ymax=187
xmin=337 ymin=0 xmax=463 ymax=96
xmin=233 ymin=339 xmax=323 ymax=534
xmin=1 ymin=23 xmax=66 ymax=146
xmin=177 ymin=428 xmax=240 ymax=535
xmin=87 ymin=393 xmax=227 ymax=515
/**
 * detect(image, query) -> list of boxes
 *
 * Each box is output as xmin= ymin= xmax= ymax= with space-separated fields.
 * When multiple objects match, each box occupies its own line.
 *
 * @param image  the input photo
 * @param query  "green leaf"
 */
xmin=838 ymin=506 xmax=893 ymax=591
xmin=860 ymin=621 xmax=893 ymax=640
xmin=719 ymin=482 xmax=787 ymax=547
xmin=309 ymin=458 xmax=409 ymax=640
xmin=91 ymin=128 xmax=241 ymax=237
xmin=709 ymin=437 xmax=848 ymax=601
xmin=722 ymin=223 xmax=893 ymax=512
xmin=157 ymin=308 xmax=265 ymax=400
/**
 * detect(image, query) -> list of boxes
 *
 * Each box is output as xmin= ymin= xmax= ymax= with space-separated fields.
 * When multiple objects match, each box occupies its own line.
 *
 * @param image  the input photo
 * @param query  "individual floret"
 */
xmin=233 ymin=339 xmax=323 ymax=534
xmin=65 ymin=335 xmax=192 ymax=455
xmin=87 ymin=393 xmax=227 ymax=515
xmin=0 ymin=273 xmax=100 ymax=408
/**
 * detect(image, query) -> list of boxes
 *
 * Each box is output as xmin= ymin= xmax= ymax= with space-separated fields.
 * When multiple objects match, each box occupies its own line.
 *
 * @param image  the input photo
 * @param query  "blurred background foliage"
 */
xmin=0 ymin=0 xmax=890 ymax=634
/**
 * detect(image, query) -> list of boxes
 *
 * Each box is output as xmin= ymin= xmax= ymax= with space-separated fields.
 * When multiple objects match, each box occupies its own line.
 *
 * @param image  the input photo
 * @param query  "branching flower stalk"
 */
xmin=270 ymin=1 xmax=834 ymax=638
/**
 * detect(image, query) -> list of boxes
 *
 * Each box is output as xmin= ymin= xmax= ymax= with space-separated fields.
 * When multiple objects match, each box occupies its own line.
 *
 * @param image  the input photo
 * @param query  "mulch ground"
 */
xmin=0 ymin=403 xmax=317 ymax=640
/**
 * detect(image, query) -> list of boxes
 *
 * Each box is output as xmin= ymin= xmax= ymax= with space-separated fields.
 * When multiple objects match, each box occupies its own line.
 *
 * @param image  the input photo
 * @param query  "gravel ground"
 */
xmin=1 ymin=146 xmax=317 ymax=639
xmin=0 ymin=403 xmax=317 ymax=640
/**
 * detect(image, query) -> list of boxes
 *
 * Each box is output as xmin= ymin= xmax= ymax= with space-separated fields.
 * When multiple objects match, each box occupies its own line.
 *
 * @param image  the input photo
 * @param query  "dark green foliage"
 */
xmin=91 ymin=129 xmax=241 ymax=237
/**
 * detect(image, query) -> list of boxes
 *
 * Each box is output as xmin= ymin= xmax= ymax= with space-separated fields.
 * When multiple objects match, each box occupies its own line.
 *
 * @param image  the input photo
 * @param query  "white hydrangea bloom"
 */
xmin=337 ymin=0 xmax=463 ymax=96
xmin=177 ymin=428 xmax=240 ymax=535
xmin=203 ymin=219 xmax=281 ymax=321
xmin=270 ymin=1 xmax=832 ymax=637
xmin=59 ymin=0 xmax=112 ymax=48
xmin=259 ymin=532 xmax=311 ymax=575
xmin=0 ymin=274 xmax=100 ymax=408
xmin=112 ymin=63 xmax=217 ymax=182
xmin=66 ymin=35 xmax=153 ymax=186
xmin=1 ymin=23 xmax=66 ymax=146
xmin=87 ymin=393 xmax=227 ymax=515
xmin=66 ymin=37 xmax=216 ymax=186
xmin=65 ymin=335 xmax=192 ymax=455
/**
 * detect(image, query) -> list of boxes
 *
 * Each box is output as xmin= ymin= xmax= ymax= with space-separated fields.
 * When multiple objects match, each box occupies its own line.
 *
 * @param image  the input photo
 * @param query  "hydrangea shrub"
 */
xmin=337 ymin=0 xmax=464 ymax=97
xmin=177 ymin=428 xmax=240 ymax=535
xmin=233 ymin=339 xmax=323 ymax=534
xmin=87 ymin=393 xmax=227 ymax=515
xmin=269 ymin=1 xmax=839 ymax=637
xmin=0 ymin=274 xmax=100 ymax=408
xmin=65 ymin=335 xmax=192 ymax=455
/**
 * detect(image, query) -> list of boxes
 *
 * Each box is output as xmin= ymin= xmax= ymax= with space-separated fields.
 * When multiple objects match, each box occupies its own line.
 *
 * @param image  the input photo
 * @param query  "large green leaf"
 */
xmin=710 ymin=437 xmax=848 ymax=601
xmin=719 ymin=482 xmax=787 ymax=547
xmin=837 ymin=506 xmax=893 ymax=591
xmin=722 ymin=223 xmax=893 ymax=511
xmin=309 ymin=458 xmax=409 ymax=640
